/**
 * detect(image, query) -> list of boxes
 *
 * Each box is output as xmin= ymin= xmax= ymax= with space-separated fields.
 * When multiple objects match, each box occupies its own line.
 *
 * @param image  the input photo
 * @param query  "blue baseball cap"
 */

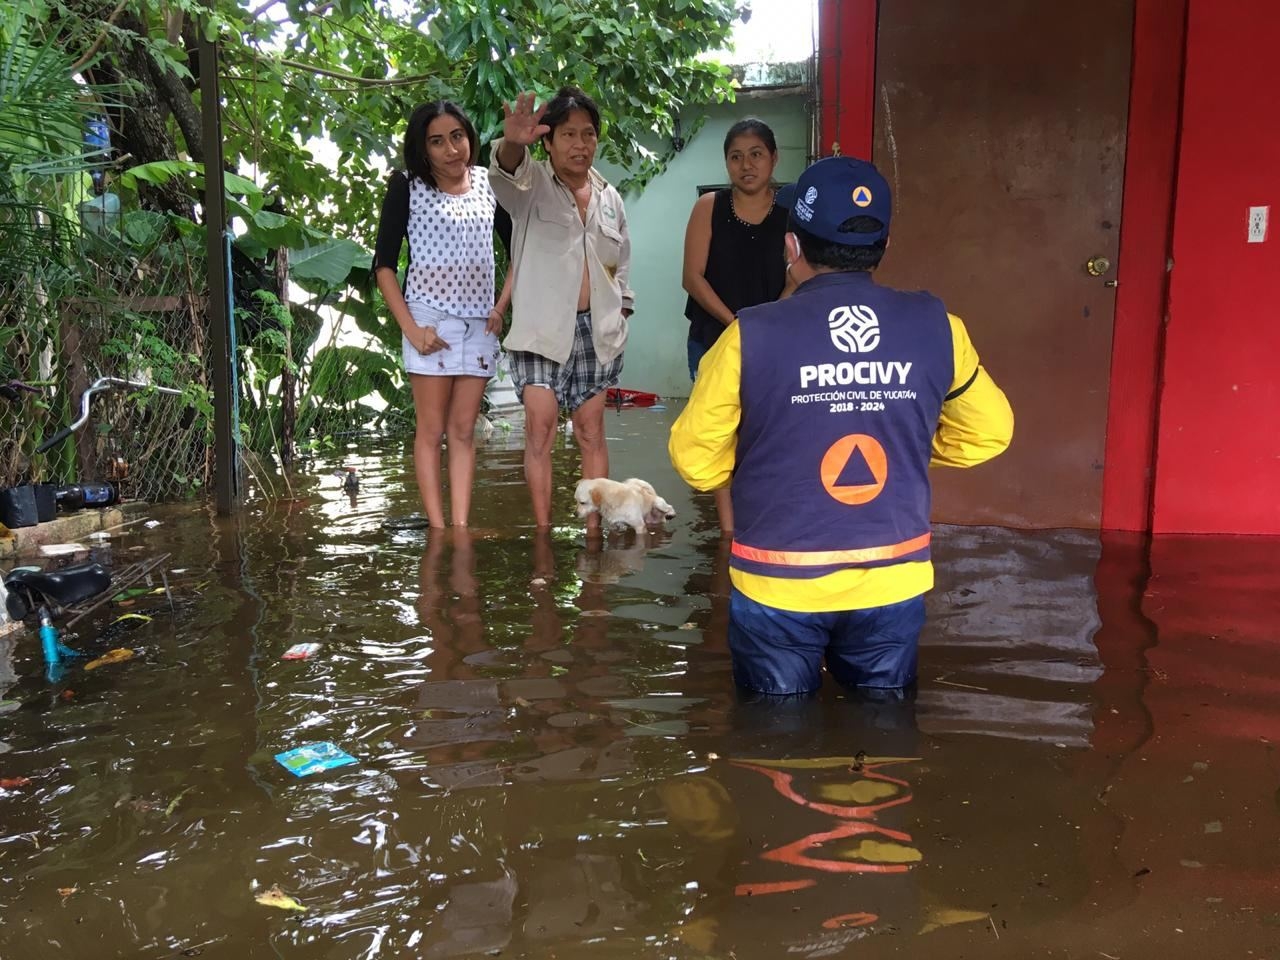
xmin=787 ymin=156 xmax=891 ymax=246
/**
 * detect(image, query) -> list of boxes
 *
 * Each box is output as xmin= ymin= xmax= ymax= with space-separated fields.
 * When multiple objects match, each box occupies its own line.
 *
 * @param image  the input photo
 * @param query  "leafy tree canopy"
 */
xmin=25 ymin=0 xmax=737 ymax=243
xmin=2 ymin=0 xmax=739 ymax=484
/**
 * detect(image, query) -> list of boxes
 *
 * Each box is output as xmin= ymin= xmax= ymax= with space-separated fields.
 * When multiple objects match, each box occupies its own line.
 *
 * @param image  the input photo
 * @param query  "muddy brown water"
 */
xmin=2 ymin=405 xmax=1278 ymax=959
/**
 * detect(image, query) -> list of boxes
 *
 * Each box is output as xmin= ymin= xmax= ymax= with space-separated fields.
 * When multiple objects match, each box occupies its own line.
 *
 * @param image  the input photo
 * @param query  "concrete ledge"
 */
xmin=0 ymin=506 xmax=129 ymax=561
xmin=0 ymin=609 xmax=20 ymax=639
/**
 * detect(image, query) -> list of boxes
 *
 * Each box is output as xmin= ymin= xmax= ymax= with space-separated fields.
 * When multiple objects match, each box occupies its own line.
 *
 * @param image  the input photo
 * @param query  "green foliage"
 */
xmin=0 ymin=8 xmax=113 ymax=179
xmin=432 ymin=0 xmax=735 ymax=191
xmin=197 ymin=0 xmax=737 ymax=244
xmin=0 ymin=7 xmax=105 ymax=483
xmin=1 ymin=0 xmax=739 ymax=491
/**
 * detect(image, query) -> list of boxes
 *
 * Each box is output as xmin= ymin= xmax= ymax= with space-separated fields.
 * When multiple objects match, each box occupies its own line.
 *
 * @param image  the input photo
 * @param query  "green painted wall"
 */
xmin=597 ymin=92 xmax=811 ymax=400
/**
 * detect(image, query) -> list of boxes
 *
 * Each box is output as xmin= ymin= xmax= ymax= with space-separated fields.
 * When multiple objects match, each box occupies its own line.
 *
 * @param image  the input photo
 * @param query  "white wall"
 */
xmin=598 ymin=92 xmax=811 ymax=400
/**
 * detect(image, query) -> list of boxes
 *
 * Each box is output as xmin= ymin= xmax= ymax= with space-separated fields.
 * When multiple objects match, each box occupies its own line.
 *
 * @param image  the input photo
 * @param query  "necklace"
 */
xmin=730 ymin=188 xmax=775 ymax=229
xmin=439 ymin=168 xmax=471 ymax=196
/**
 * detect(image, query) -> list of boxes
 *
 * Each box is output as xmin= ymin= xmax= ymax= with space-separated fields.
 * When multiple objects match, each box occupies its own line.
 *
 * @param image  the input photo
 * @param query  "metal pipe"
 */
xmin=62 ymin=377 xmax=183 ymax=436
xmin=199 ymin=22 xmax=239 ymax=516
xmin=36 ymin=377 xmax=185 ymax=454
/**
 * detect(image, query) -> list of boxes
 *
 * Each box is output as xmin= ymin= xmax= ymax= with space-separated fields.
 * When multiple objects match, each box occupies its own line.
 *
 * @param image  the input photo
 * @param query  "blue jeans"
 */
xmin=727 ymin=589 xmax=926 ymax=695
xmin=688 ymin=336 xmax=711 ymax=381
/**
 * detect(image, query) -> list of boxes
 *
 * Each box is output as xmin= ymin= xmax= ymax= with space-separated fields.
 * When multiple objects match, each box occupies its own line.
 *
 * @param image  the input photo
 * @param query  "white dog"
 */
xmin=574 ymin=477 xmax=677 ymax=536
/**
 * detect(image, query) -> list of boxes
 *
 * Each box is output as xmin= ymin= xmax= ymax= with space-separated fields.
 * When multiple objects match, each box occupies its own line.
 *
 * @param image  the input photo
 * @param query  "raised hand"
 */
xmin=502 ymin=92 xmax=550 ymax=146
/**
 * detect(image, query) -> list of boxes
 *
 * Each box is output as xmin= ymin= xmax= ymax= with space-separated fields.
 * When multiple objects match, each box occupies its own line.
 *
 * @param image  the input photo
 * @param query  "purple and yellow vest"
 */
xmin=732 ymin=271 xmax=954 ymax=580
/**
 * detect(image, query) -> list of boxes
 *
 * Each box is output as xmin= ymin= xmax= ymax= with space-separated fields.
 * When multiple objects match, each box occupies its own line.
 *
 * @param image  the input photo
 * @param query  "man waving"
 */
xmin=490 ymin=89 xmax=634 ymax=533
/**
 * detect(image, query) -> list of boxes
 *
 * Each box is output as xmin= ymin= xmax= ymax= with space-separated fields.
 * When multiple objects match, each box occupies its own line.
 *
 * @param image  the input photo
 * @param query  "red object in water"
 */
xmin=606 ymin=388 xmax=660 ymax=407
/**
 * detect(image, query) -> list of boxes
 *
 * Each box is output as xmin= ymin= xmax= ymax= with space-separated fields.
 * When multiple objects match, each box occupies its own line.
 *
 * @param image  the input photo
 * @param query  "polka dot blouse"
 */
xmin=372 ymin=167 xmax=498 ymax=318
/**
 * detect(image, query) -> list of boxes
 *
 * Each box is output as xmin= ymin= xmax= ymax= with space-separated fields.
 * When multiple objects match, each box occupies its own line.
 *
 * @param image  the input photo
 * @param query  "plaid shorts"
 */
xmin=507 ymin=310 xmax=624 ymax=411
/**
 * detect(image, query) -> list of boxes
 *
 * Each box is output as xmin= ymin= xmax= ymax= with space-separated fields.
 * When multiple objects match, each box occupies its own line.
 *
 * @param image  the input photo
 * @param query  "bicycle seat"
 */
xmin=4 ymin=561 xmax=111 ymax=610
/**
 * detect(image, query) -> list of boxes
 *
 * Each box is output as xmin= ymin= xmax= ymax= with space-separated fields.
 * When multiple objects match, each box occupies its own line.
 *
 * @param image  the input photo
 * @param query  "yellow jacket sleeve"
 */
xmin=931 ymin=313 xmax=1014 ymax=468
xmin=669 ymin=323 xmax=742 ymax=491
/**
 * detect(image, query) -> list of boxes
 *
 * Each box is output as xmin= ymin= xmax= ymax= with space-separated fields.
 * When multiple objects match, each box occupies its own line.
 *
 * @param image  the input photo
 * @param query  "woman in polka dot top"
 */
xmin=374 ymin=100 xmax=513 ymax=528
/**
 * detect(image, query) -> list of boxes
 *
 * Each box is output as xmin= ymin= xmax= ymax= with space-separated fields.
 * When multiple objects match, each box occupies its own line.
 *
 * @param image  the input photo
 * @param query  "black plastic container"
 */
xmin=0 ymin=486 xmax=39 ymax=528
xmin=33 ymin=483 xmax=57 ymax=522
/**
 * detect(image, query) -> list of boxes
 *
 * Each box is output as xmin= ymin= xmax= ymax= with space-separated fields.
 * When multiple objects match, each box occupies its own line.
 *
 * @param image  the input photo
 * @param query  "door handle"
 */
xmin=1085 ymin=256 xmax=1112 ymax=277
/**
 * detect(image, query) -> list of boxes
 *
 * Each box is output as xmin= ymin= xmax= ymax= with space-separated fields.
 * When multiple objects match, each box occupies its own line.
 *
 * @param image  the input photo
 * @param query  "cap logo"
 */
xmin=804 ymin=186 xmax=819 ymax=205
xmin=794 ymin=199 xmax=815 ymax=223
xmin=852 ymin=185 xmax=874 ymax=208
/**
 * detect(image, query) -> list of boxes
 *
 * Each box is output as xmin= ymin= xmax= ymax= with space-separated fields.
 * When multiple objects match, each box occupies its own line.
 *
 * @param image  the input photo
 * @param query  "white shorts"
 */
xmin=402 ymin=301 xmax=501 ymax=378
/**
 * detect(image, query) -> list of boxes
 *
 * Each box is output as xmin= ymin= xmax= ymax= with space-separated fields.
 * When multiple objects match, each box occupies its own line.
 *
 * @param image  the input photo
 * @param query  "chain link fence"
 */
xmin=2 ymin=187 xmax=212 ymax=505
xmin=4 ymin=195 xmax=515 ymax=511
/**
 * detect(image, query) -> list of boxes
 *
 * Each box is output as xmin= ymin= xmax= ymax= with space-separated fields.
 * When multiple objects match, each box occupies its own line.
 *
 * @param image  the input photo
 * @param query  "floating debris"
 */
xmin=274 ymin=742 xmax=357 ymax=777
xmin=84 ymin=648 xmax=135 ymax=671
xmin=382 ymin=515 xmax=432 ymax=531
xmin=39 ymin=543 xmax=87 ymax=557
xmin=254 ymin=884 xmax=306 ymax=912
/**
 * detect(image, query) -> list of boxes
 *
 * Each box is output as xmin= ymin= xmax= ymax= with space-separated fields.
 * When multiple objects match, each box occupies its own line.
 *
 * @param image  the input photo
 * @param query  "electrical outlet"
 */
xmin=1248 ymin=205 xmax=1269 ymax=243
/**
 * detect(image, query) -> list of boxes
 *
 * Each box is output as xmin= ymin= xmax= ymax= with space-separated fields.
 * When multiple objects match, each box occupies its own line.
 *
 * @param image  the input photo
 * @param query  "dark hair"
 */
xmin=723 ymin=117 xmax=777 ymax=156
xmin=541 ymin=86 xmax=602 ymax=144
xmin=404 ymin=100 xmax=479 ymax=189
xmin=788 ymin=215 xmax=888 ymax=271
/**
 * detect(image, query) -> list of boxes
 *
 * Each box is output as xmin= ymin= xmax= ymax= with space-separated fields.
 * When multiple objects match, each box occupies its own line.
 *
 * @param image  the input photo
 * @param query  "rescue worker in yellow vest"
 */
xmin=669 ymin=156 xmax=1013 ymax=696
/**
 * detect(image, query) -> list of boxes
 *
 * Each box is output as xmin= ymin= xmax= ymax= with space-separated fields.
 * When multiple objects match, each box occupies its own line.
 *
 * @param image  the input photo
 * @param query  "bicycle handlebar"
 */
xmin=35 ymin=425 xmax=76 ymax=455
xmin=35 ymin=377 xmax=184 ymax=454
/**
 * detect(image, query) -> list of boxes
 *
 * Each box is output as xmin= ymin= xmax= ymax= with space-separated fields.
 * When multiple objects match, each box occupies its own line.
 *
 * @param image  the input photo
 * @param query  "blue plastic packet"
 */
xmin=275 ymin=742 xmax=357 ymax=777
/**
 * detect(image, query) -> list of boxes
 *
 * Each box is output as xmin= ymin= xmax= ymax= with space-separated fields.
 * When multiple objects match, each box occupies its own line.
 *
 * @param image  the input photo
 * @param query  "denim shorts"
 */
xmin=507 ymin=310 xmax=623 ymax=411
xmin=727 ymin=589 xmax=927 ymax=695
xmin=403 ymin=301 xmax=500 ymax=378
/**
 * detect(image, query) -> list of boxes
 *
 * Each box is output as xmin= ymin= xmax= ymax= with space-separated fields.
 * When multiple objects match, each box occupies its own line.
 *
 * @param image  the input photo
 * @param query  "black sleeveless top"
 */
xmin=685 ymin=188 xmax=789 ymax=348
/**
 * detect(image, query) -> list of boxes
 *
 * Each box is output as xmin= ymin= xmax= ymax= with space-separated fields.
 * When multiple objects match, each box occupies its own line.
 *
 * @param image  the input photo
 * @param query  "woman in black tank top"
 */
xmin=681 ymin=118 xmax=791 ymax=534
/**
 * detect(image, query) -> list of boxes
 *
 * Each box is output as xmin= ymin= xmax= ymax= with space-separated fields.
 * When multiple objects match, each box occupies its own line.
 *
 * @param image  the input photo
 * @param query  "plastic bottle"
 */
xmin=55 ymin=485 xmax=85 ymax=511
xmin=80 ymin=482 xmax=118 ymax=507
xmin=55 ymin=483 xmax=118 ymax=510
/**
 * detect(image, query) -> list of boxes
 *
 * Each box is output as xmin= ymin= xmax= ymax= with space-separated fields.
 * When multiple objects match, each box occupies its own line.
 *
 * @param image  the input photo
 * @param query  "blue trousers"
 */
xmin=687 ymin=336 xmax=711 ymax=381
xmin=728 ymin=589 xmax=926 ymax=695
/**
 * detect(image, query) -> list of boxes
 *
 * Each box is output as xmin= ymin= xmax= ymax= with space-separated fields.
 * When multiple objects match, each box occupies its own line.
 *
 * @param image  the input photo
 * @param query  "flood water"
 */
xmin=2 ymin=404 xmax=1279 ymax=959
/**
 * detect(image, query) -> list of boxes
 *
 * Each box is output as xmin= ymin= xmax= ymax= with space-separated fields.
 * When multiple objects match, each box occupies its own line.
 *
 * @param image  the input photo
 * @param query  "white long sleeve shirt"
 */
xmin=489 ymin=139 xmax=634 ymax=364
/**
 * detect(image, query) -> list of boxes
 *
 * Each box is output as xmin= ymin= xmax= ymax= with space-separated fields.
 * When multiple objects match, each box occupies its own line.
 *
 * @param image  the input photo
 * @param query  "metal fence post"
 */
xmin=198 ymin=22 xmax=239 ymax=514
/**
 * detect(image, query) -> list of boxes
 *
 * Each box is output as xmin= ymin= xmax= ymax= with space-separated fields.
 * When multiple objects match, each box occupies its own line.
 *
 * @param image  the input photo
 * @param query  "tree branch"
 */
xmin=146 ymin=47 xmax=205 ymax=163
xmin=233 ymin=47 xmax=439 ymax=88
xmin=70 ymin=0 xmax=130 ymax=75
xmin=280 ymin=57 xmax=443 ymax=87
xmin=248 ymin=0 xmax=283 ymax=18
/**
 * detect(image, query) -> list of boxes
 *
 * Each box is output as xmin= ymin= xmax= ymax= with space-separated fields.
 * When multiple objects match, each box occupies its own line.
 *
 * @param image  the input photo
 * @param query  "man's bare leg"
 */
xmin=523 ymin=386 xmax=560 ymax=528
xmin=571 ymin=391 xmax=609 ymax=537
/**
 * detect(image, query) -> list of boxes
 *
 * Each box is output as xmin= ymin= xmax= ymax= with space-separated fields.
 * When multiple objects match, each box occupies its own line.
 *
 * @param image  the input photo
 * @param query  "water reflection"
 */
xmin=662 ymin=692 xmax=925 ymax=955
